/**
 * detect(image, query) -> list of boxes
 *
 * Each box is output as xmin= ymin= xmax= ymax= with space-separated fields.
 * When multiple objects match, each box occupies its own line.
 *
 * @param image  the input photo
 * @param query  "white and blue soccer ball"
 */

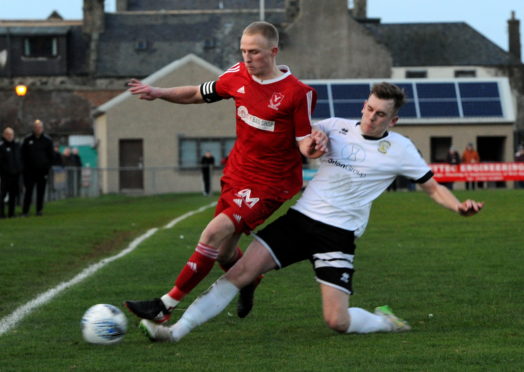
xmin=81 ymin=304 xmax=128 ymax=345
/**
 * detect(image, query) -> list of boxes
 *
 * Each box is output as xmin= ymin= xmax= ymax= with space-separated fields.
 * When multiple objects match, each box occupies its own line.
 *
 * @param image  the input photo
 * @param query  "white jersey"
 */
xmin=292 ymin=117 xmax=432 ymax=237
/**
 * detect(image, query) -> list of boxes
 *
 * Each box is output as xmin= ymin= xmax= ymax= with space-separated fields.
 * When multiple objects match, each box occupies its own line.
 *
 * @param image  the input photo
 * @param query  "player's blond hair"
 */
xmin=242 ymin=21 xmax=279 ymax=47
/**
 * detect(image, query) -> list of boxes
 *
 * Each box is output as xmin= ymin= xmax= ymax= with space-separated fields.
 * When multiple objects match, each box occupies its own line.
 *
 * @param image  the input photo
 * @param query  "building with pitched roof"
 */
xmin=1 ymin=0 xmax=522 ymax=193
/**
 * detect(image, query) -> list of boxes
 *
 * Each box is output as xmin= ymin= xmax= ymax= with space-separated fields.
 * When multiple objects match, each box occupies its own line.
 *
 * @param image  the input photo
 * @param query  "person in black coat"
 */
xmin=200 ymin=151 xmax=215 ymax=196
xmin=0 ymin=127 xmax=23 ymax=218
xmin=21 ymin=119 xmax=54 ymax=216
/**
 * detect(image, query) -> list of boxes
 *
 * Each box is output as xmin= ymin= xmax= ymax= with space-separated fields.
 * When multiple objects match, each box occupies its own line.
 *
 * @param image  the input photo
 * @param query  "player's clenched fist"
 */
xmin=458 ymin=199 xmax=484 ymax=217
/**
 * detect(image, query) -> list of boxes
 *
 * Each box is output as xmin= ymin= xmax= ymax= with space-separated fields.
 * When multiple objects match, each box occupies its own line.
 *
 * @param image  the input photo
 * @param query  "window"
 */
xmin=23 ymin=37 xmax=58 ymax=58
xmin=179 ymin=137 xmax=235 ymax=169
xmin=454 ymin=70 xmax=476 ymax=78
xmin=405 ymin=70 xmax=427 ymax=79
xmin=430 ymin=137 xmax=452 ymax=163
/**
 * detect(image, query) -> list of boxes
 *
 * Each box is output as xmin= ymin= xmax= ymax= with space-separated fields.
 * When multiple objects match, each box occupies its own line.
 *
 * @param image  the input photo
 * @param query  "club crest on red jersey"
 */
xmin=268 ymin=92 xmax=285 ymax=110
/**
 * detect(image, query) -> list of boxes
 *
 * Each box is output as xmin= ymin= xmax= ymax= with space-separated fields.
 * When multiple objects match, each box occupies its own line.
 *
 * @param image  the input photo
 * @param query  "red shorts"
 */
xmin=215 ymin=183 xmax=285 ymax=234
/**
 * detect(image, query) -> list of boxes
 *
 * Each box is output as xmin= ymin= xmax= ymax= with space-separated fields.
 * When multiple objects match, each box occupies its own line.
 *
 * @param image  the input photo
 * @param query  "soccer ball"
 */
xmin=81 ymin=304 xmax=128 ymax=345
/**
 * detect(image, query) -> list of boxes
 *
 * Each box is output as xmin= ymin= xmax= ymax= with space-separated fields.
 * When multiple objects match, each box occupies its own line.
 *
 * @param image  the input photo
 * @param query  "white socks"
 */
xmin=160 ymin=294 xmax=180 ymax=310
xmin=346 ymin=307 xmax=392 ymax=333
xmin=170 ymin=277 xmax=239 ymax=341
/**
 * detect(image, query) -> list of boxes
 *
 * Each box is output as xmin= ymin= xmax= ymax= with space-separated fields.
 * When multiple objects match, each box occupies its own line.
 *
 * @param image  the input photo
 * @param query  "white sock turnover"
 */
xmin=346 ymin=307 xmax=391 ymax=333
xmin=160 ymin=294 xmax=179 ymax=310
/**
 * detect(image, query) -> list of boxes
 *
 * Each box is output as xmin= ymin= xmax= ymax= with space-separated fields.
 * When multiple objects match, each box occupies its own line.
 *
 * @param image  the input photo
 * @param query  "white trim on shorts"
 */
xmin=253 ymin=233 xmax=282 ymax=268
xmin=315 ymin=278 xmax=351 ymax=295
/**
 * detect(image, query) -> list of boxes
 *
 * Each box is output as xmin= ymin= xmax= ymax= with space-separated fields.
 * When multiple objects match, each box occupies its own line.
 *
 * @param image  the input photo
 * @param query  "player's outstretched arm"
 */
xmin=298 ymin=130 xmax=328 ymax=159
xmin=127 ymin=79 xmax=204 ymax=104
xmin=419 ymin=178 xmax=484 ymax=217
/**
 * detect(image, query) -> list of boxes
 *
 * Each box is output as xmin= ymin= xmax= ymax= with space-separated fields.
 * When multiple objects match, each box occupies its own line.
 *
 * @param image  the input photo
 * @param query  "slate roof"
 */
xmin=362 ymin=22 xmax=519 ymax=67
xmin=125 ymin=0 xmax=285 ymax=11
xmin=95 ymin=11 xmax=285 ymax=77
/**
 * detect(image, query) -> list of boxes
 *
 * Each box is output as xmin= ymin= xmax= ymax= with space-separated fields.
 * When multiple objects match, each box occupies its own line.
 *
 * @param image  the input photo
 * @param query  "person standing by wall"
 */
xmin=444 ymin=147 xmax=461 ymax=190
xmin=200 ymin=151 xmax=215 ymax=196
xmin=462 ymin=143 xmax=480 ymax=190
xmin=71 ymin=148 xmax=83 ymax=196
xmin=21 ymin=119 xmax=54 ymax=216
xmin=0 ymin=127 xmax=23 ymax=218
xmin=515 ymin=144 xmax=524 ymax=189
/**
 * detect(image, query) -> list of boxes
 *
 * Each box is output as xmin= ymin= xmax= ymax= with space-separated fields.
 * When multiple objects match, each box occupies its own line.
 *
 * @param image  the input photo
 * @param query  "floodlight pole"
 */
xmin=260 ymin=0 xmax=265 ymax=21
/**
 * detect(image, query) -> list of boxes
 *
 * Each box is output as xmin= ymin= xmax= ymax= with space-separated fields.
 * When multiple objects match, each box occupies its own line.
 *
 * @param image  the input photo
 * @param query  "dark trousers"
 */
xmin=202 ymin=168 xmax=211 ymax=195
xmin=0 ymin=173 xmax=20 ymax=217
xmin=23 ymin=170 xmax=48 ymax=214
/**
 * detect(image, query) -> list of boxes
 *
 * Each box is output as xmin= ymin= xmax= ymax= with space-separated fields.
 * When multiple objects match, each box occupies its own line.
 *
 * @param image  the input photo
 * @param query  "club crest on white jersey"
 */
xmin=378 ymin=141 xmax=391 ymax=154
xmin=234 ymin=188 xmax=260 ymax=208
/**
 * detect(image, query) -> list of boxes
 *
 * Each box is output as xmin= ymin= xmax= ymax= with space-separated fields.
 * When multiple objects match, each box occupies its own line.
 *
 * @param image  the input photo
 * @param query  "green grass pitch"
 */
xmin=0 ymin=190 xmax=522 ymax=371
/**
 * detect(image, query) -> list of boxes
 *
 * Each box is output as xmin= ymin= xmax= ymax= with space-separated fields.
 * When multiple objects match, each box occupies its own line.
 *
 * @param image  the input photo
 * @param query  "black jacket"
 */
xmin=21 ymin=133 xmax=54 ymax=172
xmin=0 ymin=138 xmax=23 ymax=175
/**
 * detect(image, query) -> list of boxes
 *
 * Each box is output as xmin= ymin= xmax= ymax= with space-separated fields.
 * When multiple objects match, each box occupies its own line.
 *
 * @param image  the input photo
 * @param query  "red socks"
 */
xmin=170 ymin=242 xmax=219 ymax=301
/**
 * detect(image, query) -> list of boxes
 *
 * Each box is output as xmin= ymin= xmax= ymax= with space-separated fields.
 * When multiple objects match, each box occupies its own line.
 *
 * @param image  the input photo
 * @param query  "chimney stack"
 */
xmin=116 ymin=0 xmax=128 ymax=12
xmin=352 ymin=0 xmax=367 ymax=19
xmin=83 ymin=0 xmax=105 ymax=34
xmin=508 ymin=11 xmax=521 ymax=62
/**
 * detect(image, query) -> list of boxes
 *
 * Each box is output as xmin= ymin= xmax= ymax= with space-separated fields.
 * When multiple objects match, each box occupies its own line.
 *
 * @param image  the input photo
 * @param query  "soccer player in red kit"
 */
xmin=125 ymin=21 xmax=327 ymax=322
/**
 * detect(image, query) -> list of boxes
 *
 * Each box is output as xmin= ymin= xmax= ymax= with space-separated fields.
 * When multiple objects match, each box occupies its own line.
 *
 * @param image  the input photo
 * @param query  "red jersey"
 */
xmin=214 ymin=62 xmax=317 ymax=200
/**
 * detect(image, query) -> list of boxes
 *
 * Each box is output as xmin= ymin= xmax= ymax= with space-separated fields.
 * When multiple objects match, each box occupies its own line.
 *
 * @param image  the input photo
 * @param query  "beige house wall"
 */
xmin=393 ymin=124 xmax=514 ymax=163
xmin=393 ymin=123 xmax=515 ymax=189
xmin=95 ymin=55 xmax=236 ymax=194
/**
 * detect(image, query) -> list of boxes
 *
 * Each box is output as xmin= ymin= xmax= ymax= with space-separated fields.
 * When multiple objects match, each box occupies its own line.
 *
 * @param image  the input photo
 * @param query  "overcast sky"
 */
xmin=1 ymin=0 xmax=522 ymax=51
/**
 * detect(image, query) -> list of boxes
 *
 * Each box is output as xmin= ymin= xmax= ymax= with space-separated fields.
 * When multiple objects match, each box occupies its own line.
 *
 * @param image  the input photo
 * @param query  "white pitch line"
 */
xmin=0 ymin=201 xmax=216 ymax=336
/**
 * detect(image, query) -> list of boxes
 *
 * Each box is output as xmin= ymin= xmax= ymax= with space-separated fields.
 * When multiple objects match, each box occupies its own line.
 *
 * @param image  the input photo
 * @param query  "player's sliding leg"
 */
xmin=125 ymin=213 xmax=236 ymax=323
xmin=218 ymin=242 xmax=264 ymax=319
xmin=320 ymin=284 xmax=410 ymax=333
xmin=140 ymin=240 xmax=278 ymax=342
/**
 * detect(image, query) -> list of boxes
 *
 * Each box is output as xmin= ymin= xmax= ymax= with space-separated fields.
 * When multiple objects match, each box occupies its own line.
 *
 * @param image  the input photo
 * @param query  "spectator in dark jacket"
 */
xmin=21 ymin=119 xmax=54 ymax=216
xmin=0 ymin=127 xmax=23 ymax=218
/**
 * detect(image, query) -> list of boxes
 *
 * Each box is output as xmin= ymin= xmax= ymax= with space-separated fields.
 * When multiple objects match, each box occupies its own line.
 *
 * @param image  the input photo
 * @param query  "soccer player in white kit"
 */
xmin=139 ymin=82 xmax=484 ymax=342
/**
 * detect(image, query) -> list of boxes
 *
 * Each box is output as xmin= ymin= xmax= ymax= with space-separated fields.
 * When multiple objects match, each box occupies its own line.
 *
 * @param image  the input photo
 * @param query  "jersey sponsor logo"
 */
xmin=326 ymin=158 xmax=366 ymax=178
xmin=237 ymin=86 xmax=245 ymax=94
xmin=378 ymin=140 xmax=391 ymax=154
xmin=341 ymin=144 xmax=366 ymax=162
xmin=340 ymin=272 xmax=351 ymax=283
xmin=237 ymin=106 xmax=275 ymax=132
xmin=268 ymin=92 xmax=285 ymax=110
xmin=234 ymin=188 xmax=260 ymax=208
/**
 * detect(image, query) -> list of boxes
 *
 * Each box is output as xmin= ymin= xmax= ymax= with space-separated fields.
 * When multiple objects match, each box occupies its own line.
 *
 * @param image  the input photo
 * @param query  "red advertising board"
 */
xmin=430 ymin=162 xmax=524 ymax=182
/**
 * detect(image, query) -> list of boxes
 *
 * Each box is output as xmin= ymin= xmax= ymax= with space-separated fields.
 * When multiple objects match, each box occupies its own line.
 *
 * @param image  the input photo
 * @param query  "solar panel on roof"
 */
xmin=393 ymin=83 xmax=414 ymax=99
xmin=312 ymin=103 xmax=331 ymax=119
xmin=462 ymin=101 xmax=503 ymax=117
xmin=304 ymin=80 xmax=506 ymax=121
xmin=309 ymin=84 xmax=329 ymax=100
xmin=416 ymin=83 xmax=457 ymax=99
xmin=419 ymin=101 xmax=460 ymax=117
xmin=398 ymin=102 xmax=417 ymax=118
xmin=459 ymin=82 xmax=499 ymax=98
xmin=331 ymin=84 xmax=370 ymax=99
xmin=333 ymin=102 xmax=362 ymax=119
